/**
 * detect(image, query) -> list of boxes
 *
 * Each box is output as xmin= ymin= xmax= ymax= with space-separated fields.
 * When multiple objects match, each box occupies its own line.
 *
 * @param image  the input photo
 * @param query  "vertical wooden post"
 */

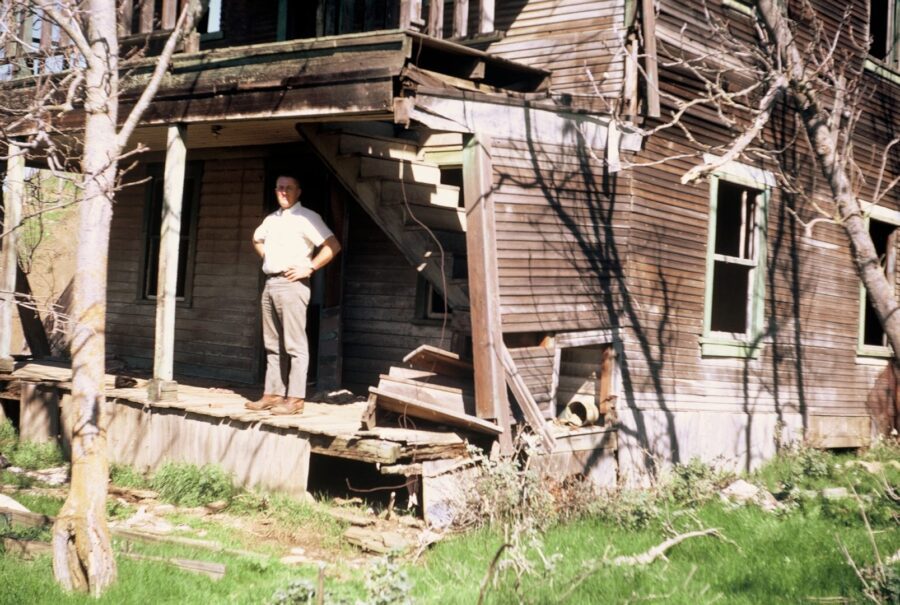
xmin=463 ymin=135 xmax=512 ymax=453
xmin=453 ymin=0 xmax=468 ymax=38
xmin=0 ymin=145 xmax=24 ymax=374
xmin=640 ymin=0 xmax=660 ymax=117
xmin=478 ymin=0 xmax=493 ymax=34
xmin=161 ymin=0 xmax=177 ymax=30
xmin=139 ymin=0 xmax=155 ymax=33
xmin=118 ymin=0 xmax=134 ymax=37
xmin=148 ymin=124 xmax=186 ymax=402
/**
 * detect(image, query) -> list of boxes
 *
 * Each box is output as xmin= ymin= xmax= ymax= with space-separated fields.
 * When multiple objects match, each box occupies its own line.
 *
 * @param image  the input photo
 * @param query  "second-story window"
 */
xmin=870 ymin=0 xmax=898 ymax=65
xmin=199 ymin=0 xmax=222 ymax=35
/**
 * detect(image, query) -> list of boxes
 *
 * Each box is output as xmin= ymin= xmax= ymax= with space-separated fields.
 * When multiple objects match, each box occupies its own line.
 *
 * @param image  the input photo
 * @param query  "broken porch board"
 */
xmin=368 ymin=387 xmax=502 ymax=436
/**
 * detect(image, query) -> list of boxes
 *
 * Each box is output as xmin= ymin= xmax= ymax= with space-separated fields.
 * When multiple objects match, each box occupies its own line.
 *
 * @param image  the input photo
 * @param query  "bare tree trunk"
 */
xmin=51 ymin=0 xmax=119 ymax=594
xmin=755 ymin=0 xmax=900 ymax=362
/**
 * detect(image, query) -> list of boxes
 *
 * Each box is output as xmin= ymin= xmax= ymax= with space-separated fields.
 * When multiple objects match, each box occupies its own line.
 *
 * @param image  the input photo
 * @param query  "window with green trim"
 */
xmin=857 ymin=208 xmax=900 ymax=356
xmin=702 ymin=169 xmax=771 ymax=357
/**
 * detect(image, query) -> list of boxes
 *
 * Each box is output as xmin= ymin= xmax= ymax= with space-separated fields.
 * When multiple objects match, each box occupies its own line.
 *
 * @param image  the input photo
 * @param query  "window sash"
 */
xmin=702 ymin=174 xmax=770 ymax=357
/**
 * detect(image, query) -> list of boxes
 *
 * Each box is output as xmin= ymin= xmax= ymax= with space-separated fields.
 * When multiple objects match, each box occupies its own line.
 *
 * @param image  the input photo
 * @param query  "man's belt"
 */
xmin=265 ymin=272 xmax=310 ymax=285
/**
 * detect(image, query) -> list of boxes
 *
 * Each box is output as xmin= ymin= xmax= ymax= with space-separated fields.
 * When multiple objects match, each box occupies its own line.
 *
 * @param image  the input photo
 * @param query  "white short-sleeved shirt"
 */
xmin=253 ymin=203 xmax=334 ymax=275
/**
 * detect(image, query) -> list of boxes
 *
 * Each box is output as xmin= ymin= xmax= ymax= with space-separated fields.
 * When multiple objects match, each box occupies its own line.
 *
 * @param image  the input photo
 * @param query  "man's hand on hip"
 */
xmin=284 ymin=266 xmax=313 ymax=281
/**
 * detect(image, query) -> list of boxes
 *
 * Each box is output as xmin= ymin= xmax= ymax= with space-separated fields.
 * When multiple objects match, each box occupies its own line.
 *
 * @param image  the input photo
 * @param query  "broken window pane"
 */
xmin=709 ymin=181 xmax=761 ymax=337
xmin=711 ymin=261 xmax=751 ymax=333
xmin=862 ymin=218 xmax=896 ymax=347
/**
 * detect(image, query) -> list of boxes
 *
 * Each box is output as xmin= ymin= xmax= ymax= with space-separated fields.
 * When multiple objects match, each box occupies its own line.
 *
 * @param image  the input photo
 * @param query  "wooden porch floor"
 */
xmin=0 ymin=362 xmax=465 ymax=464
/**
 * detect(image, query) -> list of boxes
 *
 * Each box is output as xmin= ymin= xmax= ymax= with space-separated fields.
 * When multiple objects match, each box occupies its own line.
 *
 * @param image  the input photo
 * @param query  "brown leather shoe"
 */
xmin=271 ymin=397 xmax=304 ymax=415
xmin=245 ymin=393 xmax=283 ymax=411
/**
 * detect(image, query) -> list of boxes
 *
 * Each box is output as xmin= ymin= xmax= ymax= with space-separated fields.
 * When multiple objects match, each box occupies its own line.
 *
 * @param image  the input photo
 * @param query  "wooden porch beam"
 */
xmin=0 ymin=145 xmax=24 ymax=373
xmin=148 ymin=124 xmax=187 ymax=402
xmin=462 ymin=135 xmax=512 ymax=453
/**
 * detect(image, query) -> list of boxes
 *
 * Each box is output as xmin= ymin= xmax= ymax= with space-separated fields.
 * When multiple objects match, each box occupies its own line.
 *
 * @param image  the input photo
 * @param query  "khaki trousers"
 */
xmin=261 ymin=277 xmax=310 ymax=398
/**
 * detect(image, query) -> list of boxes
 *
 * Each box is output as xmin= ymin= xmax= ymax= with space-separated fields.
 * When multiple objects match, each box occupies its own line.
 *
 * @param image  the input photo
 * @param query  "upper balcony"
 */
xmin=0 ymin=0 xmax=499 ymax=80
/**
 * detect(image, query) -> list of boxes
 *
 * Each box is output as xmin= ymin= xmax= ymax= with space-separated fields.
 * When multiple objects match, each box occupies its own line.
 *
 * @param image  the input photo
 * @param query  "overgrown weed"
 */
xmin=151 ymin=462 xmax=236 ymax=506
xmin=109 ymin=464 xmax=152 ymax=490
xmin=0 ymin=418 xmax=65 ymax=470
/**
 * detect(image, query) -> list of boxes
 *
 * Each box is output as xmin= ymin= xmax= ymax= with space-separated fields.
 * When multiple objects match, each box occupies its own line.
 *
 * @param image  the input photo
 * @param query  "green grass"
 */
xmin=6 ymin=492 xmax=64 ymax=517
xmin=0 ymin=550 xmax=354 ymax=605
xmin=1 ymin=447 xmax=897 ymax=604
xmin=6 ymin=441 xmax=66 ymax=471
xmin=151 ymin=462 xmax=236 ymax=507
xmin=109 ymin=464 xmax=152 ymax=490
xmin=412 ymin=502 xmax=899 ymax=604
xmin=0 ymin=418 xmax=66 ymax=471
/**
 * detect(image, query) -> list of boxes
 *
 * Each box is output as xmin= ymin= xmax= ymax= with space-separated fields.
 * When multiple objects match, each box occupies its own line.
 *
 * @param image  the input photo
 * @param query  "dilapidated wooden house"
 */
xmin=0 ymin=0 xmax=898 ymax=494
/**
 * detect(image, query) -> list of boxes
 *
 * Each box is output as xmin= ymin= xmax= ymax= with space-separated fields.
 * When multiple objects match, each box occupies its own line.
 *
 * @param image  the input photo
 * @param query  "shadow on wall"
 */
xmin=495 ymin=104 xmax=846 ymax=479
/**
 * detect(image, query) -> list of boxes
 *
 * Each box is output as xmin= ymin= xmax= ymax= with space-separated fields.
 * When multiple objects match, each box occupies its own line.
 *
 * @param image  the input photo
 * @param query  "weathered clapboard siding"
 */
xmin=491 ymin=136 xmax=631 ymax=333
xmin=340 ymin=204 xmax=449 ymax=392
xmin=106 ymin=153 xmax=266 ymax=383
xmin=613 ymin=0 xmax=900 ymax=471
xmin=483 ymin=0 xmax=625 ymax=96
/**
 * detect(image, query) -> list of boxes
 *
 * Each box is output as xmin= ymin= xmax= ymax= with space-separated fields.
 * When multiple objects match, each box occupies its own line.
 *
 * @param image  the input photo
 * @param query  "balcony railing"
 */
xmin=0 ymin=0 xmax=495 ymax=80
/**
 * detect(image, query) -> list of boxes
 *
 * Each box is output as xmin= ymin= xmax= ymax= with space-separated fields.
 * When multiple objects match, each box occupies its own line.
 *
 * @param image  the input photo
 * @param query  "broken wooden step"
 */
xmin=367 ymin=387 xmax=501 ymax=436
xmin=375 ymin=373 xmax=475 ymax=416
xmin=403 ymin=345 xmax=473 ymax=380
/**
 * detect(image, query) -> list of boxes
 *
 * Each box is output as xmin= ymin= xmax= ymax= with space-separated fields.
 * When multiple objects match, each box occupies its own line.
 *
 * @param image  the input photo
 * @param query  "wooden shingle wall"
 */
xmin=106 ymin=152 xmax=266 ymax=383
xmin=491 ymin=137 xmax=630 ymax=333
xmin=484 ymin=0 xmax=626 ymax=97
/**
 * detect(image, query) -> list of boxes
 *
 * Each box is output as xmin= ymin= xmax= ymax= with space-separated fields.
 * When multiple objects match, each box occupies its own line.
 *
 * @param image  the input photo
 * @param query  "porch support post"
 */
xmin=0 ymin=144 xmax=24 ymax=374
xmin=148 ymin=124 xmax=186 ymax=401
xmin=463 ymin=135 xmax=513 ymax=453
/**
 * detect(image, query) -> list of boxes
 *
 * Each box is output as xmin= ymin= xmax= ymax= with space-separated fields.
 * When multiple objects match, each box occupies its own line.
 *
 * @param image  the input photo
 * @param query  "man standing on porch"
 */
xmin=245 ymin=174 xmax=342 ymax=415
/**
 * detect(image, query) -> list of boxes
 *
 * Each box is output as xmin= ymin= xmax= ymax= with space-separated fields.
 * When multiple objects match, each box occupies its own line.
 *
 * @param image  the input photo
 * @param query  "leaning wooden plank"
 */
xmin=500 ymin=346 xmax=557 ymax=453
xmin=403 ymin=345 xmax=473 ymax=380
xmin=369 ymin=387 xmax=501 ymax=436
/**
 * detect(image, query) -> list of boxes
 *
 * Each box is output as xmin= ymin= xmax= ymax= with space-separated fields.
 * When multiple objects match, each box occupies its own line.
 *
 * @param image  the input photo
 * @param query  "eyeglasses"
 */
xmin=274 ymin=186 xmax=298 ymax=192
